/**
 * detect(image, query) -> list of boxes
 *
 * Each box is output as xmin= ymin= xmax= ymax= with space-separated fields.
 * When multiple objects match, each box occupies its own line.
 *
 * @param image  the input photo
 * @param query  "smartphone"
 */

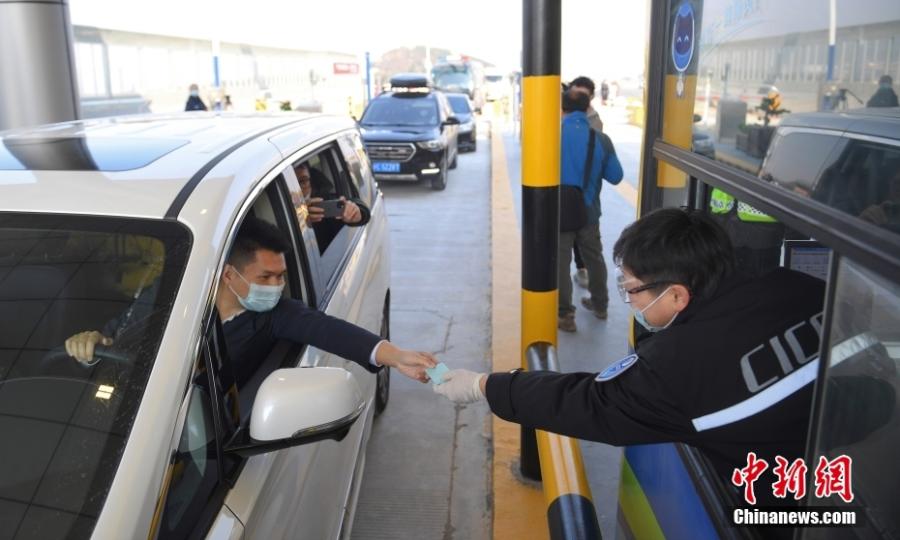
xmin=316 ymin=199 xmax=345 ymax=218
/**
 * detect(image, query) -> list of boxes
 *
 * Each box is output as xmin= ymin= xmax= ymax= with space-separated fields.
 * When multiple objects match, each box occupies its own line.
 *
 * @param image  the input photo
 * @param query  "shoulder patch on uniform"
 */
xmin=595 ymin=354 xmax=639 ymax=382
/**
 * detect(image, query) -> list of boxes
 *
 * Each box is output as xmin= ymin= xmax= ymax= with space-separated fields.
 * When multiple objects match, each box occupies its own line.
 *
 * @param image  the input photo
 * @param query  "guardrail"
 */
xmin=521 ymin=342 xmax=602 ymax=540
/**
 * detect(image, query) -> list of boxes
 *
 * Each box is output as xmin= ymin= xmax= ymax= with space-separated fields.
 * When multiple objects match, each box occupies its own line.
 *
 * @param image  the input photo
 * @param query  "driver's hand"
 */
xmin=337 ymin=197 xmax=362 ymax=224
xmin=306 ymin=197 xmax=325 ymax=224
xmin=375 ymin=342 xmax=438 ymax=383
xmin=65 ymin=331 xmax=113 ymax=365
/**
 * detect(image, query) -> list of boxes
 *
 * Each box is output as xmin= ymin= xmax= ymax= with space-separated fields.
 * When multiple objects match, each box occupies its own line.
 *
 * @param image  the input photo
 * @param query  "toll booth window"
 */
xmin=677 ymin=0 xmax=900 ymax=174
xmin=803 ymin=260 xmax=900 ymax=538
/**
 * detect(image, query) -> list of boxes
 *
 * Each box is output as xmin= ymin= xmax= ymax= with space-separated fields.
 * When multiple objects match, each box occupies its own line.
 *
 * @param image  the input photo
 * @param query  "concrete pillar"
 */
xmin=0 ymin=0 xmax=80 ymax=131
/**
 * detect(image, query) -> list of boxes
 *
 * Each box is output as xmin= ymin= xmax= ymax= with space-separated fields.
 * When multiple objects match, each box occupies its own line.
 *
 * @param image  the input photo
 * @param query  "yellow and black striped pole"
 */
xmin=520 ymin=0 xmax=561 ymax=481
xmin=521 ymin=2 xmax=602 ymax=538
xmin=520 ymin=7 xmax=560 ymax=366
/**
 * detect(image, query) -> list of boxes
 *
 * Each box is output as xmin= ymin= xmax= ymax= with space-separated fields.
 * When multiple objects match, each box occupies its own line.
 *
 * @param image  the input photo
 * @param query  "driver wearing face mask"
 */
xmin=434 ymin=208 xmax=826 ymax=511
xmin=66 ymin=216 xmax=437 ymax=387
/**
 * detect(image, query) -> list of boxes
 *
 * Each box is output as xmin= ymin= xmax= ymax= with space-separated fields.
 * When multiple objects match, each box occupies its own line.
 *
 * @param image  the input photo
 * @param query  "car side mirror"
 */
xmin=225 ymin=367 xmax=364 ymax=458
xmin=442 ymin=116 xmax=461 ymax=126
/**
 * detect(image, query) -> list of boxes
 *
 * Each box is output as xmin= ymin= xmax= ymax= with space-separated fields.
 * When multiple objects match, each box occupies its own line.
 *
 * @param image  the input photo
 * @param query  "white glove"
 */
xmin=433 ymin=369 xmax=486 ymax=404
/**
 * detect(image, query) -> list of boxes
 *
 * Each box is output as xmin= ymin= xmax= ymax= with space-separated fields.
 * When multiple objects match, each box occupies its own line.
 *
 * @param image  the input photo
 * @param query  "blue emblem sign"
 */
xmin=671 ymin=2 xmax=695 ymax=74
xmin=595 ymin=354 xmax=639 ymax=382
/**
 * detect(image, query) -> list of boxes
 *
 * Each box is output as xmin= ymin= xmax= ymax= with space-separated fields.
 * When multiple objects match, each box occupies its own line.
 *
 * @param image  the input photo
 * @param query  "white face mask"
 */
xmin=228 ymin=267 xmax=284 ymax=312
xmin=631 ymin=286 xmax=677 ymax=332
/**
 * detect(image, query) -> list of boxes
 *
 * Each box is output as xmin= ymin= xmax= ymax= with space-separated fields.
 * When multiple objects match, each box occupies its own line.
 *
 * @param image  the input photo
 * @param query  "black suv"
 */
xmin=359 ymin=74 xmax=460 ymax=190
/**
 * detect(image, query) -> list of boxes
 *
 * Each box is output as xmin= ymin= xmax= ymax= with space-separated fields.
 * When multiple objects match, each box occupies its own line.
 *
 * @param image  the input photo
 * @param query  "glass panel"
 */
xmin=0 ymin=214 xmax=190 ymax=540
xmin=685 ymin=0 xmax=900 ymax=174
xmin=360 ymin=96 xmax=439 ymax=127
xmin=818 ymin=139 xmax=900 ymax=235
xmin=803 ymin=259 xmax=900 ymax=538
xmin=158 ymin=385 xmax=219 ymax=540
xmin=338 ymin=134 xmax=373 ymax=206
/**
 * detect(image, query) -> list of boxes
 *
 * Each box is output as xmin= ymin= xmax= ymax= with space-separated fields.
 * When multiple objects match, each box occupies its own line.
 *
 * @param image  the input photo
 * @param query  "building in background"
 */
xmin=73 ymin=25 xmax=366 ymax=118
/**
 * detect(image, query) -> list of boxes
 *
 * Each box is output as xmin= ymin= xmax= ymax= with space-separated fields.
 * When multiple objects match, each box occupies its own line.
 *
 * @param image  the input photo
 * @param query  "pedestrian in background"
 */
xmin=557 ymin=90 xmax=623 ymax=332
xmin=867 ymin=75 xmax=899 ymax=108
xmin=184 ymin=83 xmax=207 ymax=112
xmin=568 ymin=76 xmax=604 ymax=290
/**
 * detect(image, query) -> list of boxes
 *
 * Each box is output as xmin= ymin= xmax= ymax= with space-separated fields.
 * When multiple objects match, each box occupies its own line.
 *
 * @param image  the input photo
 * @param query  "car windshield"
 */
xmin=0 ymin=213 xmax=190 ymax=539
xmin=432 ymin=66 xmax=471 ymax=88
xmin=361 ymin=97 xmax=438 ymax=126
xmin=447 ymin=95 xmax=471 ymax=114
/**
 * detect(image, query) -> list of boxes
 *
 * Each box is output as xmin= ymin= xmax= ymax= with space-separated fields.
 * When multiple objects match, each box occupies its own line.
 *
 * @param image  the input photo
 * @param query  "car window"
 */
xmin=157 ymin=321 xmax=240 ymax=540
xmin=291 ymin=149 xmax=346 ymax=256
xmin=0 ymin=214 xmax=190 ymax=540
xmin=804 ymin=259 xmax=900 ymax=539
xmin=157 ymin=383 xmax=218 ymax=539
xmin=759 ymin=131 xmax=841 ymax=195
xmin=360 ymin=96 xmax=438 ymax=126
xmin=338 ymin=132 xmax=374 ymax=206
xmin=815 ymin=139 xmax=900 ymax=236
xmin=447 ymin=95 xmax=471 ymax=114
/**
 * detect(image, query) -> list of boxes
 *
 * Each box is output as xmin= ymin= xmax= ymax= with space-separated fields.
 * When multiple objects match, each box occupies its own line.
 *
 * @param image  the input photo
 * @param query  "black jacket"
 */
xmin=486 ymin=269 xmax=825 ymax=504
xmin=185 ymin=95 xmax=208 ymax=111
xmin=224 ymin=298 xmax=382 ymax=387
xmin=866 ymin=87 xmax=899 ymax=108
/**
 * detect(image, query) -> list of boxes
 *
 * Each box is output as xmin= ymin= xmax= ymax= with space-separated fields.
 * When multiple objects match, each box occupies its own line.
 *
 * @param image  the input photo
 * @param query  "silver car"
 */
xmin=0 ymin=113 xmax=392 ymax=539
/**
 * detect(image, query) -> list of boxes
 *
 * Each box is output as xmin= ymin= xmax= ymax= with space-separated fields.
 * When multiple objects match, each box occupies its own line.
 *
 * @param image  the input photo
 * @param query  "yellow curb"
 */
xmin=490 ymin=123 xmax=549 ymax=540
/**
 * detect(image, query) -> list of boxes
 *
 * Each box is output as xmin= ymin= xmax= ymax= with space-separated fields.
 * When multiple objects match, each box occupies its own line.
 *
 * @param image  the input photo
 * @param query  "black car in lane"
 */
xmin=359 ymin=74 xmax=460 ymax=191
xmin=446 ymin=93 xmax=477 ymax=152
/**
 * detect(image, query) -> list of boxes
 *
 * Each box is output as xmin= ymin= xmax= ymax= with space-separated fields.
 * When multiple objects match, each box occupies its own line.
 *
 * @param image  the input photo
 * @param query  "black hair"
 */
xmin=562 ymin=89 xmax=590 ymax=113
xmin=570 ymin=76 xmax=596 ymax=96
xmin=879 ymin=75 xmax=893 ymax=85
xmin=228 ymin=215 xmax=291 ymax=270
xmin=612 ymin=208 xmax=736 ymax=300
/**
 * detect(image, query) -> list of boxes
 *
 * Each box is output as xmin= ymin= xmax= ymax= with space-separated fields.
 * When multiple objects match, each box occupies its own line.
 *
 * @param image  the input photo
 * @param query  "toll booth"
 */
xmin=620 ymin=0 xmax=900 ymax=538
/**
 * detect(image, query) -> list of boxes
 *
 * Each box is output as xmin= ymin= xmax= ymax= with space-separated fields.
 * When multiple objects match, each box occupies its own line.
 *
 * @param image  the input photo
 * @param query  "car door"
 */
xmin=214 ymin=172 xmax=363 ymax=540
xmin=285 ymin=141 xmax=389 ymax=534
xmin=438 ymin=93 xmax=459 ymax=162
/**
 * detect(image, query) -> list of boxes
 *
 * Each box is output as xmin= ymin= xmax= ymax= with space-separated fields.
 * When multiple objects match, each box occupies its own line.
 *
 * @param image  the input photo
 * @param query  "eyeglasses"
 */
xmin=615 ymin=268 xmax=670 ymax=304
xmin=617 ymin=281 xmax=671 ymax=304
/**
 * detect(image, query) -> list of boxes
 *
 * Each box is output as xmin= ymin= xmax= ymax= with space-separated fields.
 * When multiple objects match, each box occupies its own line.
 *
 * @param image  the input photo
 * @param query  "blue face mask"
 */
xmin=632 ymin=286 xmax=677 ymax=332
xmin=228 ymin=268 xmax=284 ymax=312
xmin=190 ymin=90 xmax=199 ymax=97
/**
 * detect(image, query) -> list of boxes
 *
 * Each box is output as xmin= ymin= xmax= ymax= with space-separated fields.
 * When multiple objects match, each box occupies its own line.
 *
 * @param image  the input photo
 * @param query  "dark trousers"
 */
xmin=559 ymin=223 xmax=608 ymax=315
xmin=573 ymin=243 xmax=585 ymax=270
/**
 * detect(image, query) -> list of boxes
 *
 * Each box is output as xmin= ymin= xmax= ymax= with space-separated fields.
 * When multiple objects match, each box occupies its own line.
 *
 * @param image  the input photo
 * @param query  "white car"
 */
xmin=0 ymin=113 xmax=392 ymax=540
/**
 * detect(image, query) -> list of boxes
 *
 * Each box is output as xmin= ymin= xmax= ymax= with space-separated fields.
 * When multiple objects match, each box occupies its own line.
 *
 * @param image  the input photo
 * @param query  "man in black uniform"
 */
xmin=435 ymin=208 xmax=825 ymax=507
xmin=67 ymin=216 xmax=437 ymax=385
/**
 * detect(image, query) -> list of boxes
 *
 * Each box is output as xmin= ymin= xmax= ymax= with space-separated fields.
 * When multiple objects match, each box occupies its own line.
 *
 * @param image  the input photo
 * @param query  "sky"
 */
xmin=69 ymin=0 xmax=647 ymax=80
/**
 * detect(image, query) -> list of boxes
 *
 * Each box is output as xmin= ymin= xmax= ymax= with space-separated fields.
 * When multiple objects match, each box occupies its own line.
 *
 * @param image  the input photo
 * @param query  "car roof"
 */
xmin=0 ymin=112 xmax=354 ymax=220
xmin=779 ymin=108 xmax=900 ymax=140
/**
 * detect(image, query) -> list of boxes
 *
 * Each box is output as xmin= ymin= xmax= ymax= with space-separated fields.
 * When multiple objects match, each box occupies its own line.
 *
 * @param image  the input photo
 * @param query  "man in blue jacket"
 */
xmin=558 ymin=90 xmax=624 ymax=331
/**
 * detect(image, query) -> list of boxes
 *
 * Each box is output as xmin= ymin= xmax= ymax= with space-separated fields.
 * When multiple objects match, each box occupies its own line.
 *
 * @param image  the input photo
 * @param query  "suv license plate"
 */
xmin=372 ymin=161 xmax=401 ymax=173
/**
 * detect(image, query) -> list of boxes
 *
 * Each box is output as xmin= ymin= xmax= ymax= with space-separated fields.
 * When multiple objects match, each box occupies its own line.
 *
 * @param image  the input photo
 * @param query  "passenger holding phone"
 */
xmin=295 ymin=163 xmax=367 ymax=225
xmin=295 ymin=162 xmax=370 ymax=253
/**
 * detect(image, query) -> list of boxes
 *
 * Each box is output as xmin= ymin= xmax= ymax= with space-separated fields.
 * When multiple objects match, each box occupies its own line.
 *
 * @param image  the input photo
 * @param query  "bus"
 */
xmin=431 ymin=60 xmax=485 ymax=112
xmin=618 ymin=0 xmax=900 ymax=538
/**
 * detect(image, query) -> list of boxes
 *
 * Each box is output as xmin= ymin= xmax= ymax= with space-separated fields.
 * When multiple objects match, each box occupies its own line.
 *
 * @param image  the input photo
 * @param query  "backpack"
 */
xmin=560 ymin=130 xmax=611 ymax=232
